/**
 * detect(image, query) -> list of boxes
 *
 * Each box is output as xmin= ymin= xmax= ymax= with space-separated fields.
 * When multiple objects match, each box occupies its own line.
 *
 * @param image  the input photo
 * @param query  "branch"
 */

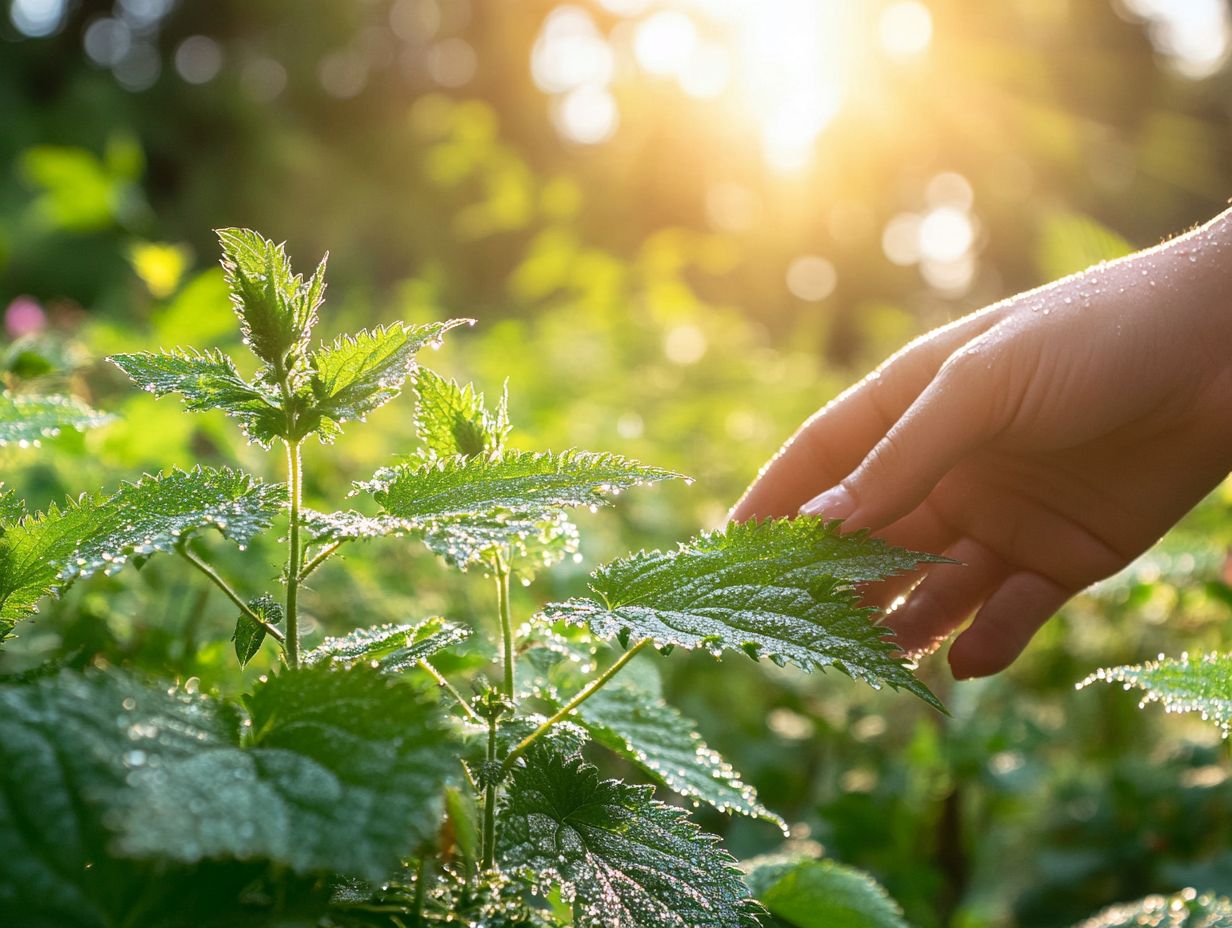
xmin=178 ymin=547 xmax=285 ymax=644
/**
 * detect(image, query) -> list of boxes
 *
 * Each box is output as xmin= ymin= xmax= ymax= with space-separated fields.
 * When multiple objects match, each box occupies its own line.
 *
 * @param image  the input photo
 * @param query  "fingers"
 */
xmin=854 ymin=502 xmax=955 ymax=612
xmin=947 ymin=572 xmax=1070 ymax=679
xmin=880 ymin=537 xmax=1009 ymax=657
xmin=800 ymin=349 xmax=1001 ymax=531
xmin=729 ymin=310 xmax=1005 ymax=524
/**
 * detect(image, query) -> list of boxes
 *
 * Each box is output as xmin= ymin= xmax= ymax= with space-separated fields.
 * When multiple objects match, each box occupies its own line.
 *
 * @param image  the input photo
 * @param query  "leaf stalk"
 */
xmin=178 ymin=547 xmax=285 ymax=643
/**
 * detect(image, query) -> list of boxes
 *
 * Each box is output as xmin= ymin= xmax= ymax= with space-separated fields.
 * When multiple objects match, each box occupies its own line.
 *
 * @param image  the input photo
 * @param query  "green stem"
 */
xmin=285 ymin=439 xmax=303 ymax=668
xmin=298 ymin=540 xmax=344 ymax=582
xmin=482 ymin=717 xmax=498 ymax=870
xmin=418 ymin=659 xmax=482 ymax=724
xmin=178 ymin=548 xmax=284 ymax=643
xmin=503 ymin=639 xmax=650 ymax=769
xmin=495 ymin=552 xmax=515 ymax=699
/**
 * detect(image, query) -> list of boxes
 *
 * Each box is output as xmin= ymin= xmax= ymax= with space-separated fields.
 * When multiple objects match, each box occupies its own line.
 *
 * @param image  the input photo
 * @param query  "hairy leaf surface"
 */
xmin=743 ymin=857 xmax=909 ymax=928
xmin=500 ymin=751 xmax=761 ymax=928
xmin=573 ymin=683 xmax=786 ymax=831
xmin=0 ymin=467 xmax=283 ymax=639
xmin=1073 ymin=891 xmax=1232 ymax=928
xmin=414 ymin=368 xmax=510 ymax=458
xmin=307 ymin=320 xmax=471 ymax=428
xmin=218 ymin=228 xmax=324 ymax=372
xmin=0 ymin=391 xmax=113 ymax=446
xmin=358 ymin=450 xmax=675 ymax=567
xmin=303 ymin=617 xmax=472 ymax=672
xmin=1079 ymin=651 xmax=1232 ymax=734
xmin=109 ymin=348 xmax=284 ymax=446
xmin=115 ymin=665 xmax=456 ymax=879
xmin=544 ymin=518 xmax=943 ymax=710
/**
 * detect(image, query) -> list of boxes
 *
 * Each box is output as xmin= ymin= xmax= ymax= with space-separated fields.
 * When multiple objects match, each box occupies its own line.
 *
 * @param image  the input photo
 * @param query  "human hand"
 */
xmin=730 ymin=209 xmax=1232 ymax=679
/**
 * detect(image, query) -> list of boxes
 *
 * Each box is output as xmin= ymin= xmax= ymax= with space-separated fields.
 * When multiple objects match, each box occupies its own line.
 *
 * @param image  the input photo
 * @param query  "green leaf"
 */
xmin=0 ymin=467 xmax=283 ymax=640
xmin=0 ymin=486 xmax=25 ymax=528
xmin=543 ymin=517 xmax=944 ymax=711
xmin=0 ymin=391 xmax=113 ymax=447
xmin=0 ymin=666 xmax=457 ymax=916
xmin=307 ymin=320 xmax=472 ymax=430
xmin=217 ymin=228 xmax=325 ymax=373
xmin=1073 ymin=891 xmax=1232 ymax=928
xmin=573 ymin=683 xmax=786 ymax=831
xmin=743 ymin=857 xmax=910 ymax=928
xmin=358 ymin=450 xmax=677 ymax=568
xmin=414 ymin=368 xmax=510 ymax=458
xmin=0 ymin=670 xmax=259 ymax=924
xmin=1078 ymin=651 xmax=1232 ymax=734
xmin=109 ymin=348 xmax=285 ymax=446
xmin=118 ymin=664 xmax=457 ymax=879
xmin=303 ymin=616 xmax=472 ymax=672
xmin=233 ymin=594 xmax=283 ymax=667
xmin=500 ymin=751 xmax=761 ymax=928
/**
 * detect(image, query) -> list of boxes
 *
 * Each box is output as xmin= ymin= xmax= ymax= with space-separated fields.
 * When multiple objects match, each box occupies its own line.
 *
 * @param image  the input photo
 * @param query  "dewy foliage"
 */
xmin=0 ymin=466 xmax=283 ymax=641
xmin=545 ymin=517 xmax=943 ymax=709
xmin=571 ymin=682 xmax=786 ymax=830
xmin=500 ymin=751 xmax=763 ymax=928
xmin=1079 ymin=651 xmax=1232 ymax=735
xmin=0 ymin=228 xmax=946 ymax=926
xmin=0 ymin=666 xmax=456 ymax=923
xmin=1071 ymin=891 xmax=1232 ymax=928
xmin=743 ymin=856 xmax=910 ymax=928
xmin=0 ymin=390 xmax=113 ymax=446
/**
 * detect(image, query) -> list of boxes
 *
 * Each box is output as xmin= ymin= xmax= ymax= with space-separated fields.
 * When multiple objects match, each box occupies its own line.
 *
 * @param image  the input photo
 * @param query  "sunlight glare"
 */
xmin=879 ymin=1 xmax=933 ymax=58
xmin=633 ymin=10 xmax=698 ymax=76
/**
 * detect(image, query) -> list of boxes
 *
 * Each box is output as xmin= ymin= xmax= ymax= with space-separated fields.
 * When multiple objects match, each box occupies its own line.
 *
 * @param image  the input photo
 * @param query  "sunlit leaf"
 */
xmin=109 ymin=348 xmax=284 ymax=446
xmin=303 ymin=617 xmax=472 ymax=673
xmin=544 ymin=517 xmax=944 ymax=710
xmin=1072 ymin=891 xmax=1232 ymax=928
xmin=307 ymin=320 xmax=472 ymax=430
xmin=358 ymin=450 xmax=676 ymax=568
xmin=573 ymin=683 xmax=786 ymax=831
xmin=0 ymin=392 xmax=113 ymax=447
xmin=743 ymin=856 xmax=909 ymax=928
xmin=217 ymin=227 xmax=325 ymax=374
xmin=1079 ymin=651 xmax=1232 ymax=735
xmin=0 ymin=467 xmax=283 ymax=640
xmin=500 ymin=751 xmax=762 ymax=928
xmin=414 ymin=367 xmax=510 ymax=459
xmin=233 ymin=594 xmax=282 ymax=667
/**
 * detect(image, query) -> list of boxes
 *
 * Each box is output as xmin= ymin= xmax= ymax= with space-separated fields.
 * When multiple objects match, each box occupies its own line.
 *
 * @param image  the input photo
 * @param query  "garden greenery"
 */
xmin=3 ymin=230 xmax=1223 ymax=927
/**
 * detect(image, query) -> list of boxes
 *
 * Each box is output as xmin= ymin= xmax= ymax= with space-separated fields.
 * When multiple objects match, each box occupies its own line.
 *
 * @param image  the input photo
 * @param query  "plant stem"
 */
xmin=418 ymin=659 xmax=482 ymax=724
xmin=298 ymin=540 xmax=344 ymax=582
xmin=178 ymin=548 xmax=284 ymax=643
xmin=503 ymin=639 xmax=650 ymax=769
xmin=482 ymin=717 xmax=498 ymax=870
xmin=495 ymin=552 xmax=515 ymax=699
xmin=285 ymin=438 xmax=303 ymax=668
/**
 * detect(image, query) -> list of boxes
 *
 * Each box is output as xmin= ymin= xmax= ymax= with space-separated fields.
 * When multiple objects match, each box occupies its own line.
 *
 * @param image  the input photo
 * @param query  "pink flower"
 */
xmin=5 ymin=297 xmax=47 ymax=339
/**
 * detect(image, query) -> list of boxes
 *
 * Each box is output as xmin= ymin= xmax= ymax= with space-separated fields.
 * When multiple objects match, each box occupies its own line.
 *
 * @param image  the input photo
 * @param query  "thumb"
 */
xmin=800 ymin=351 xmax=1000 ymax=530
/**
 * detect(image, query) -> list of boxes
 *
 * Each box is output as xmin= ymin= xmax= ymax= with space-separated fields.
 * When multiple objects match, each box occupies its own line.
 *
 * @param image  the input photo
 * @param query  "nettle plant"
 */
xmin=0 ymin=231 xmax=944 ymax=928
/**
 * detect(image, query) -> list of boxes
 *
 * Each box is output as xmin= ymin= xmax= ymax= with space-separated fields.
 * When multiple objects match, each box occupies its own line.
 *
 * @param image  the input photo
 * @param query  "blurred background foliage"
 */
xmin=3 ymin=0 xmax=1232 ymax=925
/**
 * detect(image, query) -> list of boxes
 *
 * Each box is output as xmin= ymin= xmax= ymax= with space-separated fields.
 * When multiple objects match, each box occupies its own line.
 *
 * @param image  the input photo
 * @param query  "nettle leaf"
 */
xmin=1073 ymin=891 xmax=1232 ymax=928
xmin=109 ymin=348 xmax=285 ymax=446
xmin=573 ymin=683 xmax=786 ymax=832
xmin=218 ymin=227 xmax=324 ymax=373
xmin=501 ymin=751 xmax=761 ymax=928
xmin=0 ymin=391 xmax=113 ymax=447
xmin=414 ymin=367 xmax=510 ymax=458
xmin=116 ymin=664 xmax=457 ymax=879
xmin=1079 ymin=651 xmax=1232 ymax=735
xmin=233 ymin=594 xmax=283 ymax=667
xmin=304 ymin=617 xmax=472 ymax=672
xmin=0 ymin=670 xmax=247 ymax=923
xmin=0 ymin=467 xmax=283 ymax=640
xmin=0 ymin=486 xmax=26 ymax=527
xmin=743 ymin=857 xmax=910 ymax=928
xmin=307 ymin=320 xmax=472 ymax=429
xmin=358 ymin=450 xmax=677 ymax=568
xmin=544 ymin=517 xmax=943 ymax=711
